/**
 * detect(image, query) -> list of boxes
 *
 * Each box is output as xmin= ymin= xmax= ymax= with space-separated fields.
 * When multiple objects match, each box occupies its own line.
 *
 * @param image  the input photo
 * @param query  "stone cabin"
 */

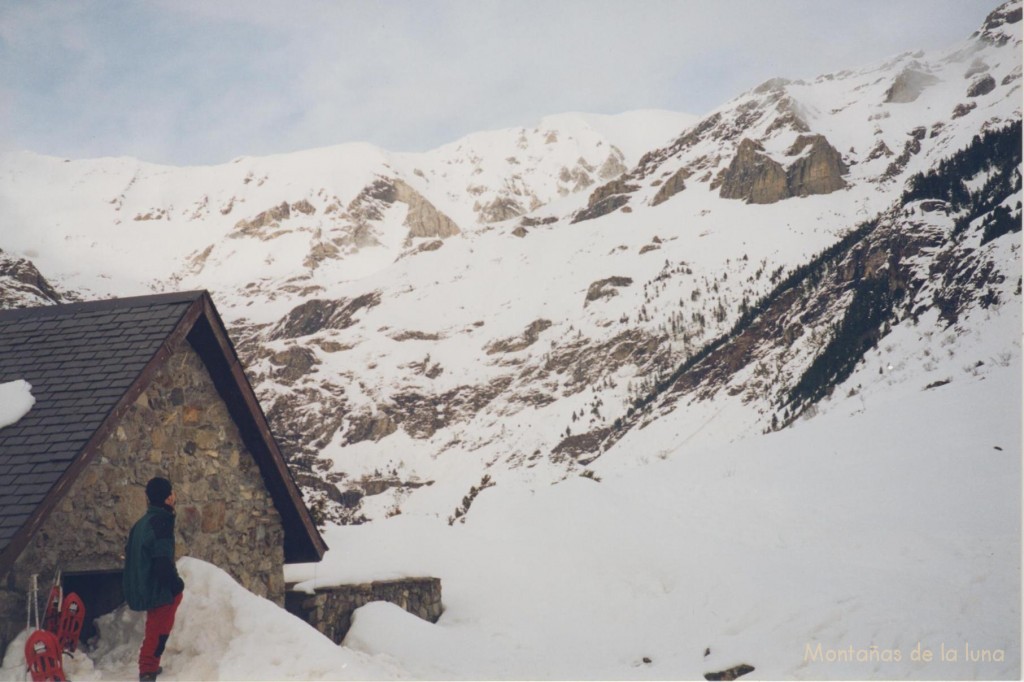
xmin=0 ymin=291 xmax=327 ymax=654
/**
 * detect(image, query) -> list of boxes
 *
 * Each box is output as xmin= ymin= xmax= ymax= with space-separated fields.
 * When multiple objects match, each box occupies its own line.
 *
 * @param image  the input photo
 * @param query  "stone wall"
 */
xmin=1 ymin=339 xmax=286 ymax=653
xmin=285 ymin=578 xmax=442 ymax=644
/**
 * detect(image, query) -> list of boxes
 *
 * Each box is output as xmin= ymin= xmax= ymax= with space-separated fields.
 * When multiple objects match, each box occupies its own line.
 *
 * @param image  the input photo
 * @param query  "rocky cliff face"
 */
xmin=718 ymin=138 xmax=790 ymax=204
xmin=785 ymin=134 xmax=849 ymax=197
xmin=650 ymin=167 xmax=690 ymax=206
xmin=349 ymin=177 xmax=461 ymax=240
xmin=560 ymin=119 xmax=1022 ymax=460
xmin=718 ymin=134 xmax=848 ymax=204
xmin=976 ymin=0 xmax=1023 ymax=45
xmin=0 ymin=250 xmax=63 ymax=308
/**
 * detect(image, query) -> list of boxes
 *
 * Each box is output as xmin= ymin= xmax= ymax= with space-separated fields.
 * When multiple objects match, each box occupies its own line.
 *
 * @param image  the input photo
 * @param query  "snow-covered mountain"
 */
xmin=0 ymin=2 xmax=1020 ymax=679
xmin=0 ymin=3 xmax=1019 ymax=534
xmin=0 ymin=110 xmax=693 ymax=300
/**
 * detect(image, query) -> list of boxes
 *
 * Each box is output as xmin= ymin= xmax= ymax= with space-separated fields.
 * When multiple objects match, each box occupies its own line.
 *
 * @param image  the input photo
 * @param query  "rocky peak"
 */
xmin=976 ymin=0 xmax=1022 ymax=46
xmin=785 ymin=134 xmax=849 ymax=197
xmin=0 ymin=250 xmax=62 ymax=308
xmin=752 ymin=77 xmax=792 ymax=95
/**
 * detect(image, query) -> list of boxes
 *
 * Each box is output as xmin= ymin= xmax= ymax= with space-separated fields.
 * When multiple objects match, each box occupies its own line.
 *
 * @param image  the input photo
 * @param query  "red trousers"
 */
xmin=139 ymin=592 xmax=182 ymax=675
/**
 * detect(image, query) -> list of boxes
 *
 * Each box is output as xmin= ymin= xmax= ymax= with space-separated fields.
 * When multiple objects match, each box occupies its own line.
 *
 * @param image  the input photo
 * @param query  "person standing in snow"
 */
xmin=123 ymin=477 xmax=185 ymax=682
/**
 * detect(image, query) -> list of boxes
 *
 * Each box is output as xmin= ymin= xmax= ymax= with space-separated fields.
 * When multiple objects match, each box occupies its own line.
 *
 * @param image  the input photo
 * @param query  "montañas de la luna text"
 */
xmin=804 ymin=642 xmax=1006 ymax=664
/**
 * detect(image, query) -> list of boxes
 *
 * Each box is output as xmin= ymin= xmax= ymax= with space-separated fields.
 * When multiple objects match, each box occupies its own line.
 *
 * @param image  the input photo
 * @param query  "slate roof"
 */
xmin=0 ymin=291 xmax=326 ymax=574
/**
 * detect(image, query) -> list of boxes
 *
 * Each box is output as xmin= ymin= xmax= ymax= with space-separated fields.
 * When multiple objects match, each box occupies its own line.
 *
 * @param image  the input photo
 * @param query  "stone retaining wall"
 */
xmin=285 ymin=578 xmax=442 ymax=644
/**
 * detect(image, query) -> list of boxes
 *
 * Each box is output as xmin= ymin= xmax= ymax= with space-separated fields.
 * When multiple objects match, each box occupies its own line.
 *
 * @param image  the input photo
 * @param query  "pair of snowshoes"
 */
xmin=24 ymin=579 xmax=85 ymax=682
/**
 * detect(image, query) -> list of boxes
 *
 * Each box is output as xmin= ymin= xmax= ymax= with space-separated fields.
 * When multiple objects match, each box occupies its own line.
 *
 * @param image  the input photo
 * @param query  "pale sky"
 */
xmin=0 ymin=0 xmax=1001 ymax=166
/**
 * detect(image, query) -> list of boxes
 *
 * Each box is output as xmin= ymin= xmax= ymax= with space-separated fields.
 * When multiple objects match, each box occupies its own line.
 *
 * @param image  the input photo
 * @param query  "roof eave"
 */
xmin=187 ymin=293 xmax=327 ymax=563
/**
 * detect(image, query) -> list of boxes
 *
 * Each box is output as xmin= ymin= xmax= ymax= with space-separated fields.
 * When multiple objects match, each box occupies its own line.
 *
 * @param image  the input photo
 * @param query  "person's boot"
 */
xmin=139 ymin=668 xmax=162 ymax=681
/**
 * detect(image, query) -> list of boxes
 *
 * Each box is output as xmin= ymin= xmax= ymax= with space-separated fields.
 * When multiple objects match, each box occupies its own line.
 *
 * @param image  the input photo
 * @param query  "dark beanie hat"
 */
xmin=146 ymin=477 xmax=173 ymax=505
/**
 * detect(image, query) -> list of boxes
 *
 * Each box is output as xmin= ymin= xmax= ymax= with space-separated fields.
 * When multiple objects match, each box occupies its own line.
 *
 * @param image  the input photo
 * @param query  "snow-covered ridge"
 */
xmin=0 ymin=2 xmax=1019 ymax=528
xmin=0 ymin=110 xmax=695 ymax=302
xmin=577 ymin=5 xmax=1021 ymax=221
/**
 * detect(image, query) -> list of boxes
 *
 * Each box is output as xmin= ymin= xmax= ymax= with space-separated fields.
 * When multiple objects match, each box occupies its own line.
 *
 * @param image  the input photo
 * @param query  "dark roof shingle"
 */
xmin=0 ymin=289 xmax=326 ymax=569
xmin=0 ymin=292 xmax=199 ymax=552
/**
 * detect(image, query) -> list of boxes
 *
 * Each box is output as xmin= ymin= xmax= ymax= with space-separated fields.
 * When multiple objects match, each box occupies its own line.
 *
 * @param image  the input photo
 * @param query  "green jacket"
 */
xmin=123 ymin=505 xmax=184 ymax=611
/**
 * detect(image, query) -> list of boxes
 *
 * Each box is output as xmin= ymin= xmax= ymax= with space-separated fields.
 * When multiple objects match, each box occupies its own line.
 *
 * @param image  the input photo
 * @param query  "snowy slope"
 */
xmin=235 ymin=0 xmax=1020 ymax=524
xmin=0 ymin=1 xmax=1019 ymax=528
xmin=0 ymin=110 xmax=694 ymax=303
xmin=1 ymin=359 xmax=1016 ymax=681
xmin=324 ymin=358 xmax=1021 ymax=681
xmin=0 ymin=2 xmax=1019 ymax=680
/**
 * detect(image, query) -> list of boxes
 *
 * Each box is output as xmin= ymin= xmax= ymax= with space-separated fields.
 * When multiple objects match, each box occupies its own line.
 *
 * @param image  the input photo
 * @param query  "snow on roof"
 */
xmin=0 ymin=380 xmax=34 ymax=430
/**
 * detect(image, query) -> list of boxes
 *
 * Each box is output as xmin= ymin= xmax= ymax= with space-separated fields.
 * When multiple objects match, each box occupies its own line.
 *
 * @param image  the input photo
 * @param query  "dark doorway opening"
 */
xmin=62 ymin=570 xmax=125 ymax=645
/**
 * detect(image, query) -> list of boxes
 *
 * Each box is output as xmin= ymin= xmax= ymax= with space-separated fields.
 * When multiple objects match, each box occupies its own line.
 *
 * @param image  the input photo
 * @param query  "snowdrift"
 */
xmin=0 ymin=558 xmax=408 ymax=681
xmin=292 ymin=357 xmax=1021 ymax=680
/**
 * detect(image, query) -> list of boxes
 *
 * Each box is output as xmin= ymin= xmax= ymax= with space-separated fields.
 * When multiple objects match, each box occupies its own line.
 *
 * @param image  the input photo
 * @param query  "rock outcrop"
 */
xmin=719 ymin=135 xmax=848 ymax=204
xmin=269 ymin=346 xmax=321 ymax=383
xmin=0 ymin=250 xmax=62 ymax=308
xmin=233 ymin=201 xmax=296 ymax=237
xmin=885 ymin=67 xmax=940 ymax=103
xmin=480 ymin=196 xmax=525 ymax=223
xmin=704 ymin=663 xmax=755 ymax=681
xmin=349 ymin=177 xmax=461 ymax=239
xmin=485 ymin=319 xmax=553 ymax=354
xmin=718 ymin=139 xmax=789 ymax=204
xmin=597 ymin=151 xmax=628 ymax=180
xmin=953 ymin=101 xmax=979 ymax=119
xmin=585 ymin=277 xmax=634 ymax=305
xmin=785 ymin=134 xmax=849 ymax=197
xmin=651 ymin=167 xmax=690 ymax=206
xmin=967 ymin=74 xmax=997 ymax=97
xmin=572 ymin=178 xmax=639 ymax=223
xmin=269 ymin=293 xmax=382 ymax=341
xmin=398 ymin=180 xmax=461 ymax=238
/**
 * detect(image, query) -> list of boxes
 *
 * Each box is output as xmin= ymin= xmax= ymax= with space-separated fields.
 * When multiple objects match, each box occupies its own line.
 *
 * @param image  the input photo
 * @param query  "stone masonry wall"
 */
xmin=1 ymin=340 xmax=286 ymax=653
xmin=285 ymin=578 xmax=442 ymax=644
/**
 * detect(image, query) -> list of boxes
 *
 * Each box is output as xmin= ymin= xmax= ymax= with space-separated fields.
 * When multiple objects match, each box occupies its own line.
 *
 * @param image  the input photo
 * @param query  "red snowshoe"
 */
xmin=24 ymin=629 xmax=66 ymax=682
xmin=56 ymin=593 xmax=85 ymax=653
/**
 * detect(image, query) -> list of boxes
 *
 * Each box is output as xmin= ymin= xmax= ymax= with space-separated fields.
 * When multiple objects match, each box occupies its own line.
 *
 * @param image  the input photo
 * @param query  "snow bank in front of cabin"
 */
xmin=0 ymin=381 xmax=34 ymax=430
xmin=0 ymin=558 xmax=410 ymax=681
